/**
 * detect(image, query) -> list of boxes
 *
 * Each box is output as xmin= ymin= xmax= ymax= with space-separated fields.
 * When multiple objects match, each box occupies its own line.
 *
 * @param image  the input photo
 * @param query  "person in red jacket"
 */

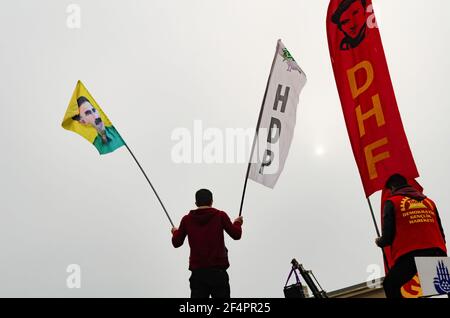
xmin=171 ymin=189 xmax=243 ymax=298
xmin=376 ymin=174 xmax=447 ymax=298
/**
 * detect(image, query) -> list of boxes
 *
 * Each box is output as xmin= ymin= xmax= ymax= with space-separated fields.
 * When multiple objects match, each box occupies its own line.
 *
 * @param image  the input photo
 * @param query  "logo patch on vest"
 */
xmin=400 ymin=198 xmax=432 ymax=212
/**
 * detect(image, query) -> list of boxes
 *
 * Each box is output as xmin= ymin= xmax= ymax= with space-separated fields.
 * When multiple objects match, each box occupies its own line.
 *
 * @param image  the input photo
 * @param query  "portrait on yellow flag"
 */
xmin=62 ymin=81 xmax=124 ymax=155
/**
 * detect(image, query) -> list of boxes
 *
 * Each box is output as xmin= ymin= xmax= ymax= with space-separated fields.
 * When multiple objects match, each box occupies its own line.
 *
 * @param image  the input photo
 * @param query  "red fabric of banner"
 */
xmin=326 ymin=0 xmax=419 ymax=197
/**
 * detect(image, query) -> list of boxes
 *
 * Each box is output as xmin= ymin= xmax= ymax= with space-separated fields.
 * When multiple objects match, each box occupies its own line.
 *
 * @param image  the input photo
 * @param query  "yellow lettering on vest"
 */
xmin=347 ymin=61 xmax=374 ymax=99
xmin=364 ymin=138 xmax=391 ymax=180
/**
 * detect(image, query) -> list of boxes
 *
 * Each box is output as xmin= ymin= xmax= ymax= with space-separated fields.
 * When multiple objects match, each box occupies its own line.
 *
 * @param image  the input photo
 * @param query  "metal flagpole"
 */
xmin=124 ymin=143 xmax=175 ymax=228
xmin=238 ymin=41 xmax=281 ymax=217
xmin=367 ymin=197 xmax=390 ymax=271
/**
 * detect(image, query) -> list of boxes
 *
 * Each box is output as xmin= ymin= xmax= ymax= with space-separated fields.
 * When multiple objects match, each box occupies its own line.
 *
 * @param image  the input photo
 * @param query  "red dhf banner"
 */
xmin=326 ymin=0 xmax=419 ymax=197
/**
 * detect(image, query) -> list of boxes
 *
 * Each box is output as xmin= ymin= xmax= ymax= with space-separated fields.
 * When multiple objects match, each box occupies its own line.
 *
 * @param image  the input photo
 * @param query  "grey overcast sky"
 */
xmin=0 ymin=0 xmax=449 ymax=297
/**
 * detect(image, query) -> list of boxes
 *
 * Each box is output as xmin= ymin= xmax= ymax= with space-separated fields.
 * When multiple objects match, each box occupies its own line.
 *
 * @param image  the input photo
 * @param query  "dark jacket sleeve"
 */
xmin=172 ymin=216 xmax=187 ymax=248
xmin=377 ymin=200 xmax=396 ymax=247
xmin=221 ymin=212 xmax=242 ymax=240
xmin=436 ymin=208 xmax=446 ymax=244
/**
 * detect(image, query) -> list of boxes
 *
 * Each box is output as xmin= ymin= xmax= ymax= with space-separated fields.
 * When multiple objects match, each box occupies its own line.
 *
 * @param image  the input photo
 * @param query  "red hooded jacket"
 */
xmin=172 ymin=208 xmax=242 ymax=270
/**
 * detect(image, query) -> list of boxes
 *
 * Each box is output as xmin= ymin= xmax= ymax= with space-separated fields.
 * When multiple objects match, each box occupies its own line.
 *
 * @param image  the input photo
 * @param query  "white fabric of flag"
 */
xmin=248 ymin=40 xmax=307 ymax=188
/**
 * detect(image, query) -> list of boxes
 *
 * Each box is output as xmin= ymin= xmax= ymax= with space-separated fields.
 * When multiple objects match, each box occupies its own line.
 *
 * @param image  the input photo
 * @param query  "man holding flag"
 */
xmin=376 ymin=174 xmax=447 ymax=298
xmin=171 ymin=189 xmax=243 ymax=298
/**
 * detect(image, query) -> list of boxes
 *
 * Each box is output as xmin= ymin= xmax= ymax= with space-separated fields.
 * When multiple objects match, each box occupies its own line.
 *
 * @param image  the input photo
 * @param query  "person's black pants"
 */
xmin=189 ymin=268 xmax=230 ymax=298
xmin=383 ymin=248 xmax=447 ymax=298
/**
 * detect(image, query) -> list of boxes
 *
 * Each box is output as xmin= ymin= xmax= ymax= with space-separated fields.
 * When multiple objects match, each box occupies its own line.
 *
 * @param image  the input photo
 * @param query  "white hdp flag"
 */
xmin=248 ymin=40 xmax=307 ymax=188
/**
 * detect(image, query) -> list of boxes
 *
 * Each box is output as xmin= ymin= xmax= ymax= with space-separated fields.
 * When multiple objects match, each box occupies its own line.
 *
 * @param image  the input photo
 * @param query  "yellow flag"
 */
xmin=62 ymin=81 xmax=125 ymax=154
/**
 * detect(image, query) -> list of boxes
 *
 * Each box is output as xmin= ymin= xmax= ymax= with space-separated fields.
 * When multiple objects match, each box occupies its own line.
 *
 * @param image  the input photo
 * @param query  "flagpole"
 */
xmin=238 ymin=92 xmax=267 ymax=217
xmin=238 ymin=117 xmax=262 ymax=217
xmin=367 ymin=197 xmax=391 ymax=271
xmin=367 ymin=198 xmax=381 ymax=237
xmin=238 ymin=41 xmax=281 ymax=217
xmin=124 ymin=143 xmax=175 ymax=228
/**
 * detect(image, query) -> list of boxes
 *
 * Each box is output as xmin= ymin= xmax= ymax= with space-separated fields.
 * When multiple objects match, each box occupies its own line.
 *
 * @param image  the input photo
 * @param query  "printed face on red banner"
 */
xmin=327 ymin=0 xmax=419 ymax=197
xmin=332 ymin=0 xmax=368 ymax=50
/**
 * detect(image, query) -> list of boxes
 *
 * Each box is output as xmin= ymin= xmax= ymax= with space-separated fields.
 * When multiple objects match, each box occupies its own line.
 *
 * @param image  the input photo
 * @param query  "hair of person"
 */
xmin=77 ymin=96 xmax=91 ymax=107
xmin=72 ymin=96 xmax=91 ymax=121
xmin=331 ymin=0 xmax=367 ymax=26
xmin=195 ymin=189 xmax=213 ymax=206
xmin=385 ymin=174 xmax=407 ymax=190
